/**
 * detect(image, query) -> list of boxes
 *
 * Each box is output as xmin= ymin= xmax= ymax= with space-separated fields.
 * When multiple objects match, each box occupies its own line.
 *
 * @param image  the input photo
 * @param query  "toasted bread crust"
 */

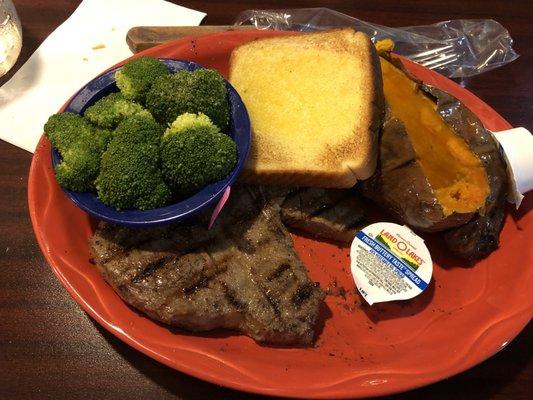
xmin=356 ymin=32 xmax=385 ymax=180
xmin=230 ymin=29 xmax=385 ymax=188
xmin=239 ymin=167 xmax=362 ymax=188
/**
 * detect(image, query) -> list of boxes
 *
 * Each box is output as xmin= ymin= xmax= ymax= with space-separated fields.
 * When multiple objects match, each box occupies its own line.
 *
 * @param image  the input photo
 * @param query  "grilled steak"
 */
xmin=260 ymin=186 xmax=366 ymax=243
xmin=90 ymin=186 xmax=325 ymax=346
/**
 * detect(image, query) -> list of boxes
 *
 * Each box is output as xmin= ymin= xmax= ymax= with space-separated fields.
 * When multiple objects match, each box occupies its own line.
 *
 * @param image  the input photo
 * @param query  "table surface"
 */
xmin=1 ymin=0 xmax=531 ymax=399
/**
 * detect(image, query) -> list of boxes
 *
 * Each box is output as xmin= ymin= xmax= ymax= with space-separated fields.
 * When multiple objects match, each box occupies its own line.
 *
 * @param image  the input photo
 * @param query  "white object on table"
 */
xmin=0 ymin=0 xmax=22 ymax=77
xmin=491 ymin=127 xmax=533 ymax=208
xmin=0 ymin=0 xmax=205 ymax=153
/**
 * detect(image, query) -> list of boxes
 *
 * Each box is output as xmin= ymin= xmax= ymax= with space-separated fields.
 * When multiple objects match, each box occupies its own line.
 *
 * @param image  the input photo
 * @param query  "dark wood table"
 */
xmin=1 ymin=1 xmax=531 ymax=399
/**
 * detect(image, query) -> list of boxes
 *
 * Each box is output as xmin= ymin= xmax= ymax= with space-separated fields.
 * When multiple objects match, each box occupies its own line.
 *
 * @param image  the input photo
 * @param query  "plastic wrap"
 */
xmin=234 ymin=8 xmax=519 ymax=78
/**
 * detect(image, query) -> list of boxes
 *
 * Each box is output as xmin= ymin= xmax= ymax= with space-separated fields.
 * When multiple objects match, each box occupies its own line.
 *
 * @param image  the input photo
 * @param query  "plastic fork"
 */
xmin=408 ymin=44 xmax=459 ymax=70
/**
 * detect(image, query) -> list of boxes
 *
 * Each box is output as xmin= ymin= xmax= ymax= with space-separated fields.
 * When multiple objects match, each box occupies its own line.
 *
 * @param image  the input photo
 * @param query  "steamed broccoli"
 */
xmin=44 ymin=112 xmax=93 ymax=153
xmin=44 ymin=112 xmax=110 ymax=191
xmin=95 ymin=115 xmax=171 ymax=210
xmin=166 ymin=112 xmax=217 ymax=136
xmin=160 ymin=113 xmax=237 ymax=195
xmin=115 ymin=56 xmax=169 ymax=102
xmin=113 ymin=112 xmax=162 ymax=146
xmin=55 ymin=132 xmax=108 ymax=192
xmin=145 ymin=69 xmax=230 ymax=131
xmin=84 ymin=92 xmax=152 ymax=129
xmin=94 ymin=127 xmax=113 ymax=145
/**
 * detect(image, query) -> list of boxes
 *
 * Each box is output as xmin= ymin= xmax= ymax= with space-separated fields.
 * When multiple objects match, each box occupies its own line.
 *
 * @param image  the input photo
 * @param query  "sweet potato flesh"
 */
xmin=380 ymin=58 xmax=489 ymax=215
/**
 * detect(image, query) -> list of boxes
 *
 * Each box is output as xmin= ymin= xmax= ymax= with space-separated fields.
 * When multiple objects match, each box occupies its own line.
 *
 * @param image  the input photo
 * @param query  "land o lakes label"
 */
xmin=350 ymin=222 xmax=433 ymax=305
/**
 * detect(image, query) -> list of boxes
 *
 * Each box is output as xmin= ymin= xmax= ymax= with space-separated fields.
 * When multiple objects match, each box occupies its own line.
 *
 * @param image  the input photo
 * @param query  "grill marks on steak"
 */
xmin=90 ymin=186 xmax=325 ymax=345
xmin=262 ymin=186 xmax=367 ymax=243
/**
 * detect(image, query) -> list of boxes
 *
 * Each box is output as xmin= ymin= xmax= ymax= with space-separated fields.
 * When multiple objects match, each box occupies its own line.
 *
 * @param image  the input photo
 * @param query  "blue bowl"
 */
xmin=51 ymin=59 xmax=251 ymax=227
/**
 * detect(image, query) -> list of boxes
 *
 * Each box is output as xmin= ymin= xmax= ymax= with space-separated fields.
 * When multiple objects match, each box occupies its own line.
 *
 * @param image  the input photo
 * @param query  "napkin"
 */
xmin=0 ymin=0 xmax=205 ymax=153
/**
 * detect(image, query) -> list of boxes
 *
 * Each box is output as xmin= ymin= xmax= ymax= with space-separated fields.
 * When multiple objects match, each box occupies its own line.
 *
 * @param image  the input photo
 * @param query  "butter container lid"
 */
xmin=350 ymin=222 xmax=433 ymax=305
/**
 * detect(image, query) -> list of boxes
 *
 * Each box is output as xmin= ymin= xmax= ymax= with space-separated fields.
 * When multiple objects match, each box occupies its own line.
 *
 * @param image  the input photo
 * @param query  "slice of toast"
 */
xmin=229 ymin=29 xmax=384 ymax=188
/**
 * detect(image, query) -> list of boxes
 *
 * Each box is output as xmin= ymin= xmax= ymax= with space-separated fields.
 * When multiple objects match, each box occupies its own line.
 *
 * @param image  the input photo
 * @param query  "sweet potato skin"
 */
xmin=363 ymin=57 xmax=507 ymax=241
xmin=443 ymin=207 xmax=506 ymax=260
xmin=423 ymin=86 xmax=507 ymax=219
xmin=432 ymin=86 xmax=508 ymax=259
xmin=362 ymin=106 xmax=474 ymax=232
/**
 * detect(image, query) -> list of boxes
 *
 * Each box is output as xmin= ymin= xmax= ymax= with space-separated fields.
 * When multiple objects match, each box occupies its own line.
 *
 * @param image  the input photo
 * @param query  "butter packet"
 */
xmin=350 ymin=222 xmax=433 ymax=305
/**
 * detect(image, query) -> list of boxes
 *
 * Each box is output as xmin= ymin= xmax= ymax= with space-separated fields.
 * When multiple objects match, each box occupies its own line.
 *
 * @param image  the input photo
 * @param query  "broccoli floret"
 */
xmin=146 ymin=68 xmax=230 ymax=131
xmin=94 ymin=127 xmax=114 ymax=145
xmin=114 ymin=113 xmax=163 ymax=146
xmin=84 ymin=92 xmax=152 ymax=129
xmin=44 ymin=112 xmax=110 ymax=191
xmin=165 ymin=112 xmax=219 ymax=136
xmin=160 ymin=113 xmax=237 ymax=195
xmin=115 ymin=56 xmax=169 ymax=103
xmin=55 ymin=134 xmax=107 ymax=192
xmin=44 ymin=112 xmax=93 ymax=153
xmin=95 ymin=115 xmax=170 ymax=210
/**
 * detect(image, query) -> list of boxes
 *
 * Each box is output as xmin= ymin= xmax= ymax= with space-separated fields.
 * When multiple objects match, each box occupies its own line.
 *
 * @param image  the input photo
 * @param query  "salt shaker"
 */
xmin=0 ymin=0 xmax=22 ymax=78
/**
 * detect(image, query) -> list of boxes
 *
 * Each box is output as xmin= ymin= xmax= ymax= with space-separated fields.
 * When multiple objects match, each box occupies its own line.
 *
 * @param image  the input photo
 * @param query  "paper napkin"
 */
xmin=0 ymin=0 xmax=205 ymax=153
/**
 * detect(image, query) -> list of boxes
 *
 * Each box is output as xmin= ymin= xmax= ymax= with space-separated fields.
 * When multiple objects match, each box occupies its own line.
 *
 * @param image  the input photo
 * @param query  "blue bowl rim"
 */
xmin=50 ymin=58 xmax=251 ymax=227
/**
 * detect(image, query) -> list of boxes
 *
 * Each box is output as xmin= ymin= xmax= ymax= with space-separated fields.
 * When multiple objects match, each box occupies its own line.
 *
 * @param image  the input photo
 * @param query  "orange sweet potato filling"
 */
xmin=380 ymin=57 xmax=489 ymax=216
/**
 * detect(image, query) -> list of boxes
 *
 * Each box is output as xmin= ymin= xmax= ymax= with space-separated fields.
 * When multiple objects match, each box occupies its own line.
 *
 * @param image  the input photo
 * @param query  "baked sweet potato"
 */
xmin=433 ymin=87 xmax=508 ymax=259
xmin=363 ymin=55 xmax=507 ymax=238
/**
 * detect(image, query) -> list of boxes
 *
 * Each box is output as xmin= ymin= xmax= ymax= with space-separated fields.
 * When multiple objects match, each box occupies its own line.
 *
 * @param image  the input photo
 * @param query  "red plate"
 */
xmin=29 ymin=30 xmax=532 ymax=398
